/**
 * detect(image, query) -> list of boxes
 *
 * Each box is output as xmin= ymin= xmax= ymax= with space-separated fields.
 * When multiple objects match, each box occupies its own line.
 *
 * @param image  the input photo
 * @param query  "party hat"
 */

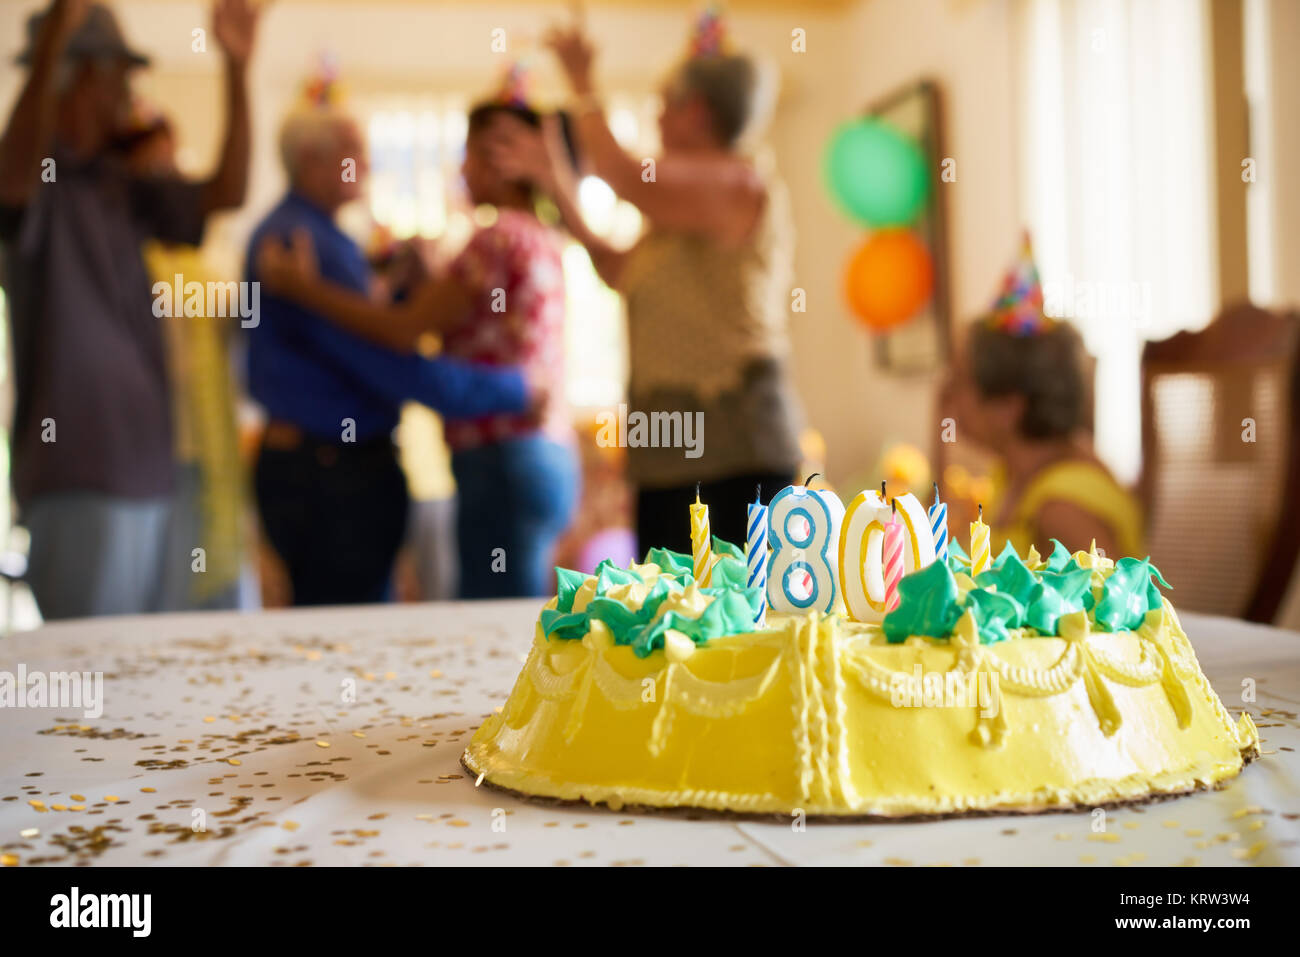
xmin=301 ymin=51 xmax=347 ymax=108
xmin=988 ymin=230 xmax=1051 ymax=336
xmin=492 ymin=60 xmax=533 ymax=109
xmin=687 ymin=3 xmax=731 ymax=57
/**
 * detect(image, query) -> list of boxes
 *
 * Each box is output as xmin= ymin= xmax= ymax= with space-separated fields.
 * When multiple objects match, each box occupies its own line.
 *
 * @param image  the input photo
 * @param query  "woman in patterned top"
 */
xmin=257 ymin=101 xmax=579 ymax=599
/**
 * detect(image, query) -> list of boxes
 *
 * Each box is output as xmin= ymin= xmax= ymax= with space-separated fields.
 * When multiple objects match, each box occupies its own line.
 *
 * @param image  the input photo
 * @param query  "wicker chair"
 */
xmin=1140 ymin=302 xmax=1300 ymax=622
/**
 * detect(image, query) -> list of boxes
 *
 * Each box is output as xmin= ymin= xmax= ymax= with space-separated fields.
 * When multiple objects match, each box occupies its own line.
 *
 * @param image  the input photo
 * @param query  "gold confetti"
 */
xmin=448 ymin=819 xmax=469 ymax=828
xmin=141 ymin=787 xmax=156 ymax=793
xmin=1054 ymin=832 xmax=1071 ymax=841
xmin=50 ymin=804 xmax=67 ymax=811
xmin=857 ymin=839 xmax=873 ymax=848
xmin=429 ymin=670 xmax=443 ymax=678
xmin=203 ymin=716 xmax=215 ymax=723
xmin=104 ymin=795 xmax=120 ymax=803
xmin=1248 ymin=820 xmax=1265 ymax=832
xmin=227 ymin=759 xmax=241 ymax=766
xmin=1231 ymin=805 xmax=1262 ymax=819
xmin=69 ymin=805 xmax=84 ymax=812
xmin=19 ymin=828 xmax=38 ymax=838
xmin=281 ymin=821 xmax=300 ymax=831
xmin=1 ymin=854 xmax=18 ymax=867
xmin=1079 ymin=854 xmax=1097 ymax=863
xmin=70 ymin=794 xmax=85 ymax=802
xmin=1232 ymin=842 xmax=1267 ymax=860
xmin=1122 ymin=821 xmax=1139 ymax=830
xmin=1161 ymin=820 xmax=1180 ymax=828
xmin=1185 ymin=828 xmax=1203 ymax=837
xmin=351 ymin=731 xmax=366 ymax=739
xmin=315 ymin=741 xmax=330 ymax=749
xmin=384 ymin=671 xmax=396 ymax=680
xmin=1087 ymin=833 xmax=1120 ymax=843
xmin=27 ymin=799 xmax=45 ymax=810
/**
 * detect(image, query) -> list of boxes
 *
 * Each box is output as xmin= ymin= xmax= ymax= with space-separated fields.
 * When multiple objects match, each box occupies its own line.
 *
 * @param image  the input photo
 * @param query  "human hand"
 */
xmin=484 ymin=120 xmax=556 ymax=192
xmin=544 ymin=5 xmax=595 ymax=96
xmin=212 ymin=0 xmax=263 ymax=67
xmin=256 ymin=228 xmax=318 ymax=294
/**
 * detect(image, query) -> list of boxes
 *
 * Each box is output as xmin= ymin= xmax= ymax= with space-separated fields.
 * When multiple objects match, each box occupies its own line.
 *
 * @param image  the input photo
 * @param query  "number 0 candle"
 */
xmin=690 ymin=484 xmax=713 ymax=587
xmin=745 ymin=486 xmax=768 ymax=627
xmin=971 ymin=504 xmax=991 ymax=576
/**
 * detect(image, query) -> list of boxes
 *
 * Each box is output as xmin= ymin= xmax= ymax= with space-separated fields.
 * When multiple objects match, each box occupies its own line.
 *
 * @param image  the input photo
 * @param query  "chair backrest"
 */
xmin=1140 ymin=302 xmax=1300 ymax=621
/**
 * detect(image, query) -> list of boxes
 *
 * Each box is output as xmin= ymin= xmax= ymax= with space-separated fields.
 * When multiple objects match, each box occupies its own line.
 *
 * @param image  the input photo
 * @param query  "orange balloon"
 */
xmin=844 ymin=229 xmax=934 ymax=332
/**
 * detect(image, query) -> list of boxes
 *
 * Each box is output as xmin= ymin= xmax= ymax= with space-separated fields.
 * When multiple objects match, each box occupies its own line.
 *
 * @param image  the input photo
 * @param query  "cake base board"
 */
xmin=460 ymin=748 xmax=1258 ymax=825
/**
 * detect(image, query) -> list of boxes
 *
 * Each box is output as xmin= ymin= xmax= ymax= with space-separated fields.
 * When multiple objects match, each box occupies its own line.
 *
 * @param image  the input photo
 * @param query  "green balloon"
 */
xmin=823 ymin=118 xmax=929 ymax=227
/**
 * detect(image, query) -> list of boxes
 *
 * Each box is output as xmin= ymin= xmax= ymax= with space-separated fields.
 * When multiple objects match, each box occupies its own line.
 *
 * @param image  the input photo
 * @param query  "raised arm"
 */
xmin=257 ymin=230 xmax=474 ymax=352
xmin=0 ymin=0 xmax=86 ymax=207
xmin=199 ymin=0 xmax=261 ymax=215
xmin=545 ymin=20 xmax=764 ymax=241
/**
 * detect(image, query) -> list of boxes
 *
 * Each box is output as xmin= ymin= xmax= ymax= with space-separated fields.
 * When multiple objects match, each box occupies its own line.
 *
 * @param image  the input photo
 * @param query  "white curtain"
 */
xmin=1015 ymin=0 xmax=1217 ymax=485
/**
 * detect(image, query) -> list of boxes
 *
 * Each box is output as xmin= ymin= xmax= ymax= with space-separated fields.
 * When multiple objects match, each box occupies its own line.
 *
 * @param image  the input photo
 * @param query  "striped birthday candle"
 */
xmin=690 ymin=484 xmax=713 ymax=587
xmin=883 ymin=499 xmax=905 ymax=612
xmin=928 ymin=482 xmax=949 ymax=564
xmin=745 ymin=486 xmax=768 ymax=627
xmin=971 ymin=503 xmax=991 ymax=576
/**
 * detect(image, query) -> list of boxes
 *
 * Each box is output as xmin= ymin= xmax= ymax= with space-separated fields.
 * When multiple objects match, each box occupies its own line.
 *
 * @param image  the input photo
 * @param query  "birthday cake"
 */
xmin=463 ymin=487 xmax=1258 ymax=819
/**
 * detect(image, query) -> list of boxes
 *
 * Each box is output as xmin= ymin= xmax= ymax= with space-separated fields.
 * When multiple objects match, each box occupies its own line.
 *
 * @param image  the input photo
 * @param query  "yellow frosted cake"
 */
xmin=464 ymin=537 xmax=1258 ymax=818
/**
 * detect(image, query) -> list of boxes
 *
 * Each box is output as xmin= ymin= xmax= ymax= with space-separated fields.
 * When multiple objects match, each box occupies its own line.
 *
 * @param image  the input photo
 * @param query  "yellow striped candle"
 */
xmin=971 ymin=504 xmax=991 ymax=576
xmin=690 ymin=484 xmax=713 ymax=587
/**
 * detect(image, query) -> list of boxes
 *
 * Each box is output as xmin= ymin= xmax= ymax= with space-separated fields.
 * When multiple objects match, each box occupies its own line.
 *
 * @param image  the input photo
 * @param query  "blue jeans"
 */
xmin=452 ymin=435 xmax=579 ymax=599
xmin=24 ymin=492 xmax=172 ymax=620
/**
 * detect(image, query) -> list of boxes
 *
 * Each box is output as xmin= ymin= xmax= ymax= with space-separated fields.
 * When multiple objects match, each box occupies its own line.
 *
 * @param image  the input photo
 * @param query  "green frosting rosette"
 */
xmin=885 ymin=541 xmax=1171 ymax=645
xmin=541 ymin=540 xmax=764 ymax=658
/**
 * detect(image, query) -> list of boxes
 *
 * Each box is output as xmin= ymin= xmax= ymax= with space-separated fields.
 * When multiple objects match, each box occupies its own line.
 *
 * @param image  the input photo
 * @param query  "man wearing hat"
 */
xmin=0 ymin=0 xmax=260 ymax=619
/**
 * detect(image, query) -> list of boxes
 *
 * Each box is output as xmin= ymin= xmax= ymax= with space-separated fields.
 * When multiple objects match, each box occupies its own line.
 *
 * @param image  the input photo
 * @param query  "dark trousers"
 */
xmin=635 ymin=470 xmax=794 ymax=558
xmin=451 ymin=435 xmax=580 ymax=599
xmin=254 ymin=437 xmax=409 ymax=605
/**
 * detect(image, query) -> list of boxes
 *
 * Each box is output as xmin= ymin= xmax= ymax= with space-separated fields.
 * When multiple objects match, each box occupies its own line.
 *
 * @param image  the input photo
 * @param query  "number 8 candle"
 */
xmin=971 ymin=503 xmax=991 ymax=576
xmin=766 ymin=474 xmax=845 ymax=614
xmin=690 ymin=484 xmax=713 ymax=587
xmin=745 ymin=486 xmax=768 ymax=626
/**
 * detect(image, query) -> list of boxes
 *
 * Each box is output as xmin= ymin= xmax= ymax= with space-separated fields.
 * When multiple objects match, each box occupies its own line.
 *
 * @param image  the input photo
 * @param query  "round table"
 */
xmin=1 ymin=602 xmax=1296 ymax=867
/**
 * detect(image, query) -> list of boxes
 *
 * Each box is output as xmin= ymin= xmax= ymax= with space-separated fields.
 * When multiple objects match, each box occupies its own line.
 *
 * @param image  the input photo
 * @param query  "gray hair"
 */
xmin=278 ymin=106 xmax=352 ymax=181
xmin=671 ymin=53 xmax=777 ymax=149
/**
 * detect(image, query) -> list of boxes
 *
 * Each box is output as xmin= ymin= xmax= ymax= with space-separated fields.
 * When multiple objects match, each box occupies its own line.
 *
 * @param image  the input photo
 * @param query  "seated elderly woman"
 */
xmin=942 ymin=240 xmax=1143 ymax=559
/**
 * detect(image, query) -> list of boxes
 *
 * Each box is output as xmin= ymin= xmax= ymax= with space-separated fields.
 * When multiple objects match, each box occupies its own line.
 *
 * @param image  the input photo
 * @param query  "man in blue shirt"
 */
xmin=246 ymin=104 xmax=529 ymax=605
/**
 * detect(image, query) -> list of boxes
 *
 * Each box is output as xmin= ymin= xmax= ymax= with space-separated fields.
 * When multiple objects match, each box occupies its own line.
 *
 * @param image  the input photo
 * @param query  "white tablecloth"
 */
xmin=1 ymin=602 xmax=1296 ymax=867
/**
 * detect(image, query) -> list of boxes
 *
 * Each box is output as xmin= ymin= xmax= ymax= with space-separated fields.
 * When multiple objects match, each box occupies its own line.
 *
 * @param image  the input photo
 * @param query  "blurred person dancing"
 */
xmin=123 ymin=102 xmax=249 ymax=611
xmin=257 ymin=66 xmax=579 ymax=600
xmin=489 ymin=6 xmax=803 ymax=555
xmin=0 ymin=0 xmax=259 ymax=620
xmin=247 ymin=76 xmax=539 ymax=606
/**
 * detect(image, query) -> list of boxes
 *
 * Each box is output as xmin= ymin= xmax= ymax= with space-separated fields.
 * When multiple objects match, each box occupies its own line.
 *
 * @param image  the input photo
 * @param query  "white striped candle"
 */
xmin=746 ymin=487 xmax=768 ymax=627
xmin=928 ymin=481 xmax=949 ymax=564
